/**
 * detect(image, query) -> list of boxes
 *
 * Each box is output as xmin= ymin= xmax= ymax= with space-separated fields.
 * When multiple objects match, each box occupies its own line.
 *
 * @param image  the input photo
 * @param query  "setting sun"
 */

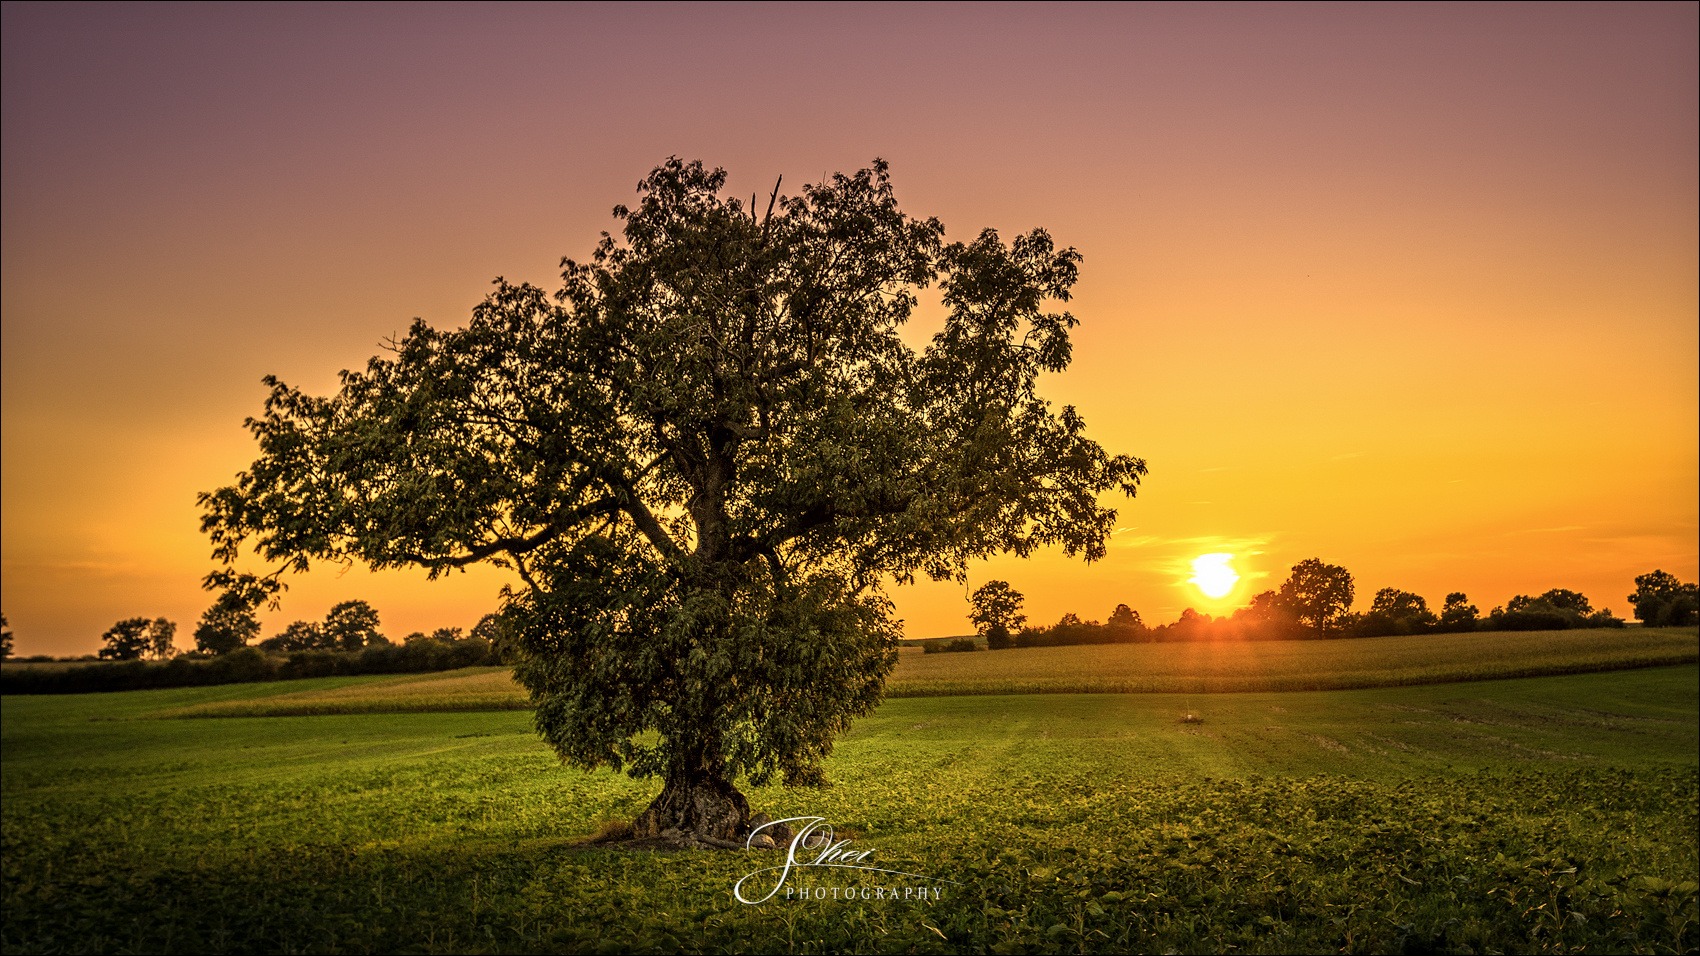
xmin=1190 ymin=553 xmax=1241 ymax=599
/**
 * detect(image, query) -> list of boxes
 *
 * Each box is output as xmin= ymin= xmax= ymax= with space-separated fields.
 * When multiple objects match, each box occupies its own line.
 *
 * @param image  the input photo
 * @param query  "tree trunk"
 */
xmin=630 ymin=746 xmax=750 ymax=843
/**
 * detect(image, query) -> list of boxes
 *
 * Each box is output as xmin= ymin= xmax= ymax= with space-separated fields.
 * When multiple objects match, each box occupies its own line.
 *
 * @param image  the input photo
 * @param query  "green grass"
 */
xmin=142 ymin=666 xmax=530 ymax=719
xmin=4 ymin=666 xmax=1696 ymax=953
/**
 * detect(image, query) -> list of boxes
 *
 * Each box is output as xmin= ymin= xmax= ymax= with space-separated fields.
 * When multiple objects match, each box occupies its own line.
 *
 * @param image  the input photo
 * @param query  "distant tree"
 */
xmin=969 ymin=582 xmax=1028 ymax=640
xmin=1108 ymin=604 xmax=1142 ymax=629
xmin=99 ymin=618 xmax=153 ymax=660
xmin=1370 ymin=588 xmax=1430 ymax=619
xmin=147 ymin=618 xmax=178 ymax=660
xmin=194 ymin=603 xmax=259 ymax=655
xmin=1245 ymin=590 xmax=1280 ymax=612
xmin=1493 ymin=593 xmax=1586 ymax=631
xmin=403 ymin=631 xmax=431 ymax=645
xmin=1627 ymin=570 xmax=1699 ymax=627
xmin=1237 ymin=590 xmax=1285 ymax=621
xmin=470 ymin=614 xmax=502 ymax=643
xmin=1056 ymin=612 xmax=1083 ymax=628
xmin=1 ymin=613 xmax=12 ymax=660
xmin=471 ymin=612 xmax=515 ymax=660
xmin=984 ymin=623 xmax=1014 ymax=650
xmin=1585 ymin=608 xmax=1626 ymax=628
xmin=1173 ymin=608 xmax=1212 ymax=632
xmin=1228 ymin=590 xmax=1289 ymax=638
xmin=324 ymin=600 xmax=384 ymax=651
xmin=1278 ymin=559 xmax=1355 ymax=634
xmin=1541 ymin=589 xmax=1592 ymax=615
xmin=261 ymin=620 xmax=331 ymax=652
xmin=193 ymin=572 xmax=274 ymax=655
xmin=1436 ymin=592 xmax=1479 ymax=632
xmin=1360 ymin=588 xmax=1436 ymax=636
xmin=431 ymin=627 xmax=465 ymax=644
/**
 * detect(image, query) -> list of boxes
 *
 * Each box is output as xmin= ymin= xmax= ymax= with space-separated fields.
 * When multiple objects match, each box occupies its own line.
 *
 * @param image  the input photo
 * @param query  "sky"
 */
xmin=3 ymin=3 xmax=1696 ymax=656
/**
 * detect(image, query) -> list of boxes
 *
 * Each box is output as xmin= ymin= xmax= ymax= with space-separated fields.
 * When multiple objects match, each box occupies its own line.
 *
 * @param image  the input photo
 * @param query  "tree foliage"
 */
xmin=324 ymin=600 xmax=384 ymax=651
xmin=1628 ymin=570 xmax=1698 ymax=627
xmin=193 ymin=572 xmax=274 ymax=655
xmin=99 ymin=618 xmax=153 ymax=661
xmin=969 ymin=580 xmax=1028 ymax=642
xmin=197 ymin=158 xmax=1146 ymax=841
xmin=1436 ymin=592 xmax=1480 ymax=632
xmin=146 ymin=617 xmax=178 ymax=660
xmin=1108 ymin=603 xmax=1142 ymax=630
xmin=1361 ymin=588 xmax=1437 ymax=636
xmin=1277 ymin=559 xmax=1355 ymax=634
xmin=1509 ymin=589 xmax=1592 ymax=616
xmin=260 ymin=620 xmax=331 ymax=653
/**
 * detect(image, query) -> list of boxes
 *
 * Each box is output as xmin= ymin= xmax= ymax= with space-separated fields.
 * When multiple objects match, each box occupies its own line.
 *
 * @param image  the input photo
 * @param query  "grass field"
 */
xmin=3 ymin=657 xmax=1697 ymax=954
xmin=132 ymin=627 xmax=1700 ymax=719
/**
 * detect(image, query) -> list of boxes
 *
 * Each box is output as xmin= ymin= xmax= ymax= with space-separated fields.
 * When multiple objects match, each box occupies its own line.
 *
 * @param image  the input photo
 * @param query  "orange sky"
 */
xmin=4 ymin=5 xmax=1696 ymax=655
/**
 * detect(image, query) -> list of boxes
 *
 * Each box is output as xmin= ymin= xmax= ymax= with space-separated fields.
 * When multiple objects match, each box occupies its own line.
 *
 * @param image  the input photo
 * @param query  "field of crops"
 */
xmin=3 ymin=662 xmax=1696 ymax=954
xmin=131 ymin=626 xmax=1700 ymax=718
xmin=890 ymin=626 xmax=1700 ymax=696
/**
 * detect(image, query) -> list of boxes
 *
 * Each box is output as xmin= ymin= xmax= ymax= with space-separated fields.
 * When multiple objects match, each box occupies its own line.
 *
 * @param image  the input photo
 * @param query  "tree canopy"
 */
xmin=193 ymin=573 xmax=270 ymax=655
xmin=259 ymin=620 xmax=330 ymax=653
xmin=98 ymin=618 xmax=154 ymax=661
xmin=1277 ymin=558 xmax=1355 ymax=634
xmin=969 ymin=581 xmax=1028 ymax=636
xmin=325 ymin=600 xmax=384 ymax=651
xmin=1361 ymin=588 xmax=1436 ymax=636
xmin=1628 ymin=570 xmax=1698 ymax=627
xmin=199 ymin=158 xmax=1145 ymax=843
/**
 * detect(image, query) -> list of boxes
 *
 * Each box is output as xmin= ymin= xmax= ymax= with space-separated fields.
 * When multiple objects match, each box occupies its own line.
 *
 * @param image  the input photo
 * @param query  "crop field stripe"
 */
xmin=99 ymin=627 xmax=1700 ymax=718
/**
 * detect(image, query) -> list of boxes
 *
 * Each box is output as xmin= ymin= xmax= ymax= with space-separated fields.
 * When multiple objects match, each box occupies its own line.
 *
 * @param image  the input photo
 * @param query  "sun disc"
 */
xmin=1190 ymin=553 xmax=1240 ymax=599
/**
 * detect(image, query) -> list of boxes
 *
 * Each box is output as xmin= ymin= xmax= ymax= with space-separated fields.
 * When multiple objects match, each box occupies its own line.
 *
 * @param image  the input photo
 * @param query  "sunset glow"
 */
xmin=2 ymin=5 xmax=1694 ymax=654
xmin=1190 ymin=554 xmax=1241 ymax=600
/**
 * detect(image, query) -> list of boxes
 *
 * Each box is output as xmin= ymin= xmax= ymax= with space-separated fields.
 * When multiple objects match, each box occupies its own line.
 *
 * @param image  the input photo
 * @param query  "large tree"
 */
xmin=199 ymin=159 xmax=1145 ymax=844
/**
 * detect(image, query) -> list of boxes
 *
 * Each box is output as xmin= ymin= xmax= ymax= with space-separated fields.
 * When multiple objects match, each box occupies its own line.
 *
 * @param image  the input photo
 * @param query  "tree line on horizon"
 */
xmin=1 ymin=598 xmax=509 ymax=665
xmin=2 ymin=566 xmax=1695 ymax=665
xmin=954 ymin=565 xmax=1699 ymax=651
xmin=0 ymin=599 xmax=516 ymax=695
